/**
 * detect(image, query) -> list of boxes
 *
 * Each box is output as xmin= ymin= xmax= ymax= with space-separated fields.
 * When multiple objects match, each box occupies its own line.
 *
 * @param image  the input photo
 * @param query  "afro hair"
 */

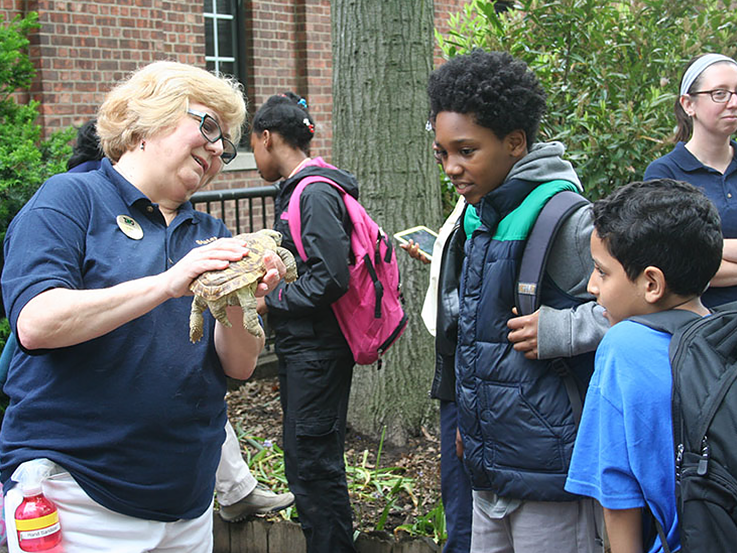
xmin=427 ymin=50 xmax=547 ymax=148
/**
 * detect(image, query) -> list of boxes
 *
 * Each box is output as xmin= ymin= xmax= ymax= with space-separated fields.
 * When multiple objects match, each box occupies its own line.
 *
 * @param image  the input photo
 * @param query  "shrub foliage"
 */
xmin=0 ymin=12 xmax=75 ymax=340
xmin=437 ymin=0 xmax=737 ymax=200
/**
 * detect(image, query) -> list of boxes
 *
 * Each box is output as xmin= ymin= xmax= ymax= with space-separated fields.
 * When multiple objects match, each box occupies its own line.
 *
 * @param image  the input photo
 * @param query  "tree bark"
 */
xmin=331 ymin=0 xmax=442 ymax=445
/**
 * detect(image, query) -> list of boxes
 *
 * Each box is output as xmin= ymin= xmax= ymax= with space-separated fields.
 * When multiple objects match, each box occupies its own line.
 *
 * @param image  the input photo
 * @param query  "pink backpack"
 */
xmin=284 ymin=158 xmax=407 ymax=365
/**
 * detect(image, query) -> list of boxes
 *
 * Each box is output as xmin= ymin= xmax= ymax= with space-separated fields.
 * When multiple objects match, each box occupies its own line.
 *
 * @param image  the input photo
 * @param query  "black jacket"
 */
xmin=264 ymin=164 xmax=356 ymax=359
xmin=429 ymin=210 xmax=466 ymax=402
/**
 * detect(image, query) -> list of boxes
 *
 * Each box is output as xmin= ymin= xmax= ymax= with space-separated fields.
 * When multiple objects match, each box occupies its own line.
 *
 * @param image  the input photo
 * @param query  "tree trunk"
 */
xmin=331 ymin=0 xmax=442 ymax=445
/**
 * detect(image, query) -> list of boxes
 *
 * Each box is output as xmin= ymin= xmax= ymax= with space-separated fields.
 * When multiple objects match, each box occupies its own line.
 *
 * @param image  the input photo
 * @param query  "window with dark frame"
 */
xmin=204 ymin=0 xmax=248 ymax=146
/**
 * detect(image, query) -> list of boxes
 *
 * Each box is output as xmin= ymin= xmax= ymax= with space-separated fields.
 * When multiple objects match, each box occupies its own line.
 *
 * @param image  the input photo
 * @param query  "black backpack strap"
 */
xmin=711 ymin=299 xmax=737 ymax=315
xmin=629 ymin=309 xmax=702 ymax=359
xmin=631 ymin=309 xmax=702 ymax=553
xmin=655 ymin=516 xmax=671 ymax=553
xmin=515 ymin=190 xmax=589 ymax=315
xmin=628 ymin=309 xmax=702 ymax=336
xmin=642 ymin=511 xmax=671 ymax=553
xmin=515 ymin=190 xmax=589 ymax=428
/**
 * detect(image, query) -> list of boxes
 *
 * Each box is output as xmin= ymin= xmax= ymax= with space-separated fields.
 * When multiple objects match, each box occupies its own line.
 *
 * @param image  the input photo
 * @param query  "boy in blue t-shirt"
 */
xmin=565 ymin=178 xmax=723 ymax=553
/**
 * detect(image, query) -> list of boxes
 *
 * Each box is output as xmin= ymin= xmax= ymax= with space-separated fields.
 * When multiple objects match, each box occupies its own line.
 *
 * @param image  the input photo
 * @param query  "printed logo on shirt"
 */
xmin=116 ymin=215 xmax=143 ymax=240
xmin=196 ymin=237 xmax=218 ymax=245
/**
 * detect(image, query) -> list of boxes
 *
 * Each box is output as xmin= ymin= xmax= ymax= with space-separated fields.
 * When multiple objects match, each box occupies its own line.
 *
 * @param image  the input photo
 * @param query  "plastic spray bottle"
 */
xmin=12 ymin=460 xmax=63 ymax=552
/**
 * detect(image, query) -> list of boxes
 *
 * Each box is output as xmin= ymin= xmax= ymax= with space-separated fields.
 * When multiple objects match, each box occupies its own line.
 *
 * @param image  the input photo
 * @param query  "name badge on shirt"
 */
xmin=116 ymin=215 xmax=143 ymax=240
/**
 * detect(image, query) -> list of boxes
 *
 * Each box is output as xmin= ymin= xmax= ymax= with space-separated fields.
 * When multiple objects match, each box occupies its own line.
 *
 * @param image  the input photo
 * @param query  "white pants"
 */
xmin=215 ymin=420 xmax=257 ymax=506
xmin=4 ymin=469 xmax=213 ymax=553
xmin=470 ymin=491 xmax=603 ymax=553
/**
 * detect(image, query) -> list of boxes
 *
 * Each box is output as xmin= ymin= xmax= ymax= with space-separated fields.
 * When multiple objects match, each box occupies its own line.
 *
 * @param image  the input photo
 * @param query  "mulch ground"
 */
xmin=225 ymin=375 xmax=443 ymax=538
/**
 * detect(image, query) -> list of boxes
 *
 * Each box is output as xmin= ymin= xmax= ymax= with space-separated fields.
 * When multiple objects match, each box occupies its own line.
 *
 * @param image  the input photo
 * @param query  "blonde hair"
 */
xmin=97 ymin=61 xmax=247 ymax=162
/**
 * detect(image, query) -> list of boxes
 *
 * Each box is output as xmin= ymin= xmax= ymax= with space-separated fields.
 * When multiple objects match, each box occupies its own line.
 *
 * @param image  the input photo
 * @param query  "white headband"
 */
xmin=680 ymin=53 xmax=737 ymax=96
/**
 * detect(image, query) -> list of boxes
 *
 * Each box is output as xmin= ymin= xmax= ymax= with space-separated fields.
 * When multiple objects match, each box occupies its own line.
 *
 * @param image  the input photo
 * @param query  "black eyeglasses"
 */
xmin=186 ymin=109 xmax=237 ymax=164
xmin=689 ymin=89 xmax=737 ymax=103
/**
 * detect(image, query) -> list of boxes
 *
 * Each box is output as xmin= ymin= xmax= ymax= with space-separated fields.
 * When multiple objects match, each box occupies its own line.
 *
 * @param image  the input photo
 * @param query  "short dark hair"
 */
xmin=427 ymin=50 xmax=547 ymax=149
xmin=67 ymin=119 xmax=103 ymax=170
xmin=251 ymin=92 xmax=314 ymax=154
xmin=593 ymin=179 xmax=723 ymax=296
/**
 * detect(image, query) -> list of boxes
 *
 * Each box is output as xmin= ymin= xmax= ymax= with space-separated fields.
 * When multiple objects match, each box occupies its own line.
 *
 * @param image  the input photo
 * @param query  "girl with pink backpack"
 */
xmin=251 ymin=92 xmax=360 ymax=553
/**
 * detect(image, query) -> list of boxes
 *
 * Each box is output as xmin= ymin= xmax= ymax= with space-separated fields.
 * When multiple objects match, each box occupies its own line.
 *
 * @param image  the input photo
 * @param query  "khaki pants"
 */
xmin=214 ymin=420 xmax=257 ymax=506
xmin=470 ymin=491 xmax=604 ymax=553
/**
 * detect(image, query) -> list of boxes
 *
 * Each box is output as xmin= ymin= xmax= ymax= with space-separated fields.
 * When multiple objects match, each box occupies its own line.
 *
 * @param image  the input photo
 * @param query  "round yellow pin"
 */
xmin=116 ymin=215 xmax=143 ymax=240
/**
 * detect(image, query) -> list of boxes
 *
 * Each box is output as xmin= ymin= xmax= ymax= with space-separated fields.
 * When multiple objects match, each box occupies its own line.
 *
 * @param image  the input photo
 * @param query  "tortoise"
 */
xmin=189 ymin=229 xmax=297 ymax=342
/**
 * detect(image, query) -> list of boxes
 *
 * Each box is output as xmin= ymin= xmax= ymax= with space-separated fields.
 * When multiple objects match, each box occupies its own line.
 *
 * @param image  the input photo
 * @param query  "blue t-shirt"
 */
xmin=1 ymin=159 xmax=230 ymax=521
xmin=644 ymin=142 xmax=737 ymax=307
xmin=565 ymin=320 xmax=680 ymax=553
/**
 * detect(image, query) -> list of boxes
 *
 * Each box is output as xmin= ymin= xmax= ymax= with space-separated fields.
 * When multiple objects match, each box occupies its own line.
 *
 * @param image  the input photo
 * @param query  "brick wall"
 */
xmin=434 ymin=0 xmax=466 ymax=65
xmin=3 ymin=0 xmax=468 ymax=191
xmin=0 ymin=0 xmax=25 ymax=24
xmin=20 ymin=0 xmax=204 ymax=132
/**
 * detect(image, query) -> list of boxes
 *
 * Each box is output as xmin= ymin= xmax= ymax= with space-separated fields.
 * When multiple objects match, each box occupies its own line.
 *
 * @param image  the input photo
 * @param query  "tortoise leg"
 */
xmin=209 ymin=296 xmax=233 ymax=329
xmin=277 ymin=246 xmax=298 ymax=283
xmin=235 ymin=285 xmax=263 ymax=338
xmin=189 ymin=295 xmax=207 ymax=343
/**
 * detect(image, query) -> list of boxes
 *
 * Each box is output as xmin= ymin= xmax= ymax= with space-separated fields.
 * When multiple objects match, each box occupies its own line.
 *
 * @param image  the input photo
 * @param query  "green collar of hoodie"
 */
xmin=492 ymin=180 xmax=579 ymax=241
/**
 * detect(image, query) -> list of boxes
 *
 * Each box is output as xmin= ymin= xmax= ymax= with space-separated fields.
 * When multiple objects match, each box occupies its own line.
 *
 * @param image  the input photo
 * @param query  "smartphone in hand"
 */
xmin=394 ymin=226 xmax=438 ymax=261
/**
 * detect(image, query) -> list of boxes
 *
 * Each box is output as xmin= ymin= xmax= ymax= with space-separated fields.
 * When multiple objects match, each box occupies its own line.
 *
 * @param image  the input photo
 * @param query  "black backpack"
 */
xmin=631 ymin=303 xmax=737 ymax=552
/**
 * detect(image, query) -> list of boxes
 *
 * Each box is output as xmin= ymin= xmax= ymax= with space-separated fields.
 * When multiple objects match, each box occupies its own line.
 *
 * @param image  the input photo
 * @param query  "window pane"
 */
xmin=203 ymin=0 xmax=246 ymax=147
xmin=216 ymin=0 xmax=232 ymax=14
xmin=217 ymin=20 xmax=234 ymax=57
xmin=218 ymin=61 xmax=235 ymax=77
xmin=205 ymin=20 xmax=214 ymax=56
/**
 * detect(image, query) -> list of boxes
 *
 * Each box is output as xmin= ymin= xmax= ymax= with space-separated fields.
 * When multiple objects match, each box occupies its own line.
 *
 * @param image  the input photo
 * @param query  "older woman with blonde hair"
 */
xmin=1 ymin=61 xmax=284 ymax=552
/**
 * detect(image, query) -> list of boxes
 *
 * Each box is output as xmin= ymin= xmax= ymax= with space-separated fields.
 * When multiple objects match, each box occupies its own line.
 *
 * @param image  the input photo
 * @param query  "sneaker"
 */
xmin=219 ymin=485 xmax=295 ymax=522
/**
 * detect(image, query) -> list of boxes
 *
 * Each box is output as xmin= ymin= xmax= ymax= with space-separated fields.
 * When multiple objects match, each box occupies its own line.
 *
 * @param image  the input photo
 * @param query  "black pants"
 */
xmin=278 ymin=354 xmax=356 ymax=553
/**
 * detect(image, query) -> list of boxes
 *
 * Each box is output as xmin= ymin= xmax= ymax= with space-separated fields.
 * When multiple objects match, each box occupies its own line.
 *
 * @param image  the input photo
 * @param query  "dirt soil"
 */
xmin=225 ymin=375 xmax=443 ymax=537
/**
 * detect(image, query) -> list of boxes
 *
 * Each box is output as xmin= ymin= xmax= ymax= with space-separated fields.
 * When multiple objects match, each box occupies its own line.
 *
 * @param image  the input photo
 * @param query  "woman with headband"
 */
xmin=645 ymin=53 xmax=737 ymax=307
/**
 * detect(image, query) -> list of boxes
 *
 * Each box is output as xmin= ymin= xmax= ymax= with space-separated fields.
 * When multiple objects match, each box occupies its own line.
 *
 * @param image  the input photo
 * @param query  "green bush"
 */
xmin=0 ymin=316 xmax=8 ymax=351
xmin=437 ymin=0 xmax=737 ymax=199
xmin=0 ymin=12 xmax=75 ymax=322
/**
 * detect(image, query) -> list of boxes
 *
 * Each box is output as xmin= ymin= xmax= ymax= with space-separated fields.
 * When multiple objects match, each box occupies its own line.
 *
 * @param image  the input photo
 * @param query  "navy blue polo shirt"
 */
xmin=645 ymin=141 xmax=737 ymax=306
xmin=1 ymin=158 xmax=230 ymax=521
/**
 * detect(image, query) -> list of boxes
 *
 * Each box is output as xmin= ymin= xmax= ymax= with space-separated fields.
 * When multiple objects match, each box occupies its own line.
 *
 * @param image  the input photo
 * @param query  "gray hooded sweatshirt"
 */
xmin=506 ymin=141 xmax=608 ymax=358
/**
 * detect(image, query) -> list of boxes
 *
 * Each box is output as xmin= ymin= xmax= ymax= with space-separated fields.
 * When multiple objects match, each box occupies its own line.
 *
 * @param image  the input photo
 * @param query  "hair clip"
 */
xmin=298 ymin=98 xmax=308 ymax=110
xmin=303 ymin=118 xmax=315 ymax=134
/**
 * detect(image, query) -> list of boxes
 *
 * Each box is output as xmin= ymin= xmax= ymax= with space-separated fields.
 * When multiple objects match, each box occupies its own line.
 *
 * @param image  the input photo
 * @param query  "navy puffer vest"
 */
xmin=456 ymin=181 xmax=594 ymax=501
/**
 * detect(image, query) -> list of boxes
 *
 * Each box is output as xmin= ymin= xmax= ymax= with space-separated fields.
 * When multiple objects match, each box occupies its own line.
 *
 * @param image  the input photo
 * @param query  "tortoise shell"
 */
xmin=189 ymin=229 xmax=284 ymax=301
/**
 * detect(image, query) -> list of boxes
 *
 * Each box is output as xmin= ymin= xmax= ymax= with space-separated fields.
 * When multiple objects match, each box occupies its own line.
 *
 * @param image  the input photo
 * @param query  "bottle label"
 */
xmin=18 ymin=521 xmax=61 ymax=541
xmin=15 ymin=511 xmax=59 ymax=532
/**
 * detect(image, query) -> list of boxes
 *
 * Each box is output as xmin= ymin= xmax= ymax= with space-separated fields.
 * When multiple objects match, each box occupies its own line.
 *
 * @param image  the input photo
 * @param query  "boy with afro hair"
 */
xmin=427 ymin=50 xmax=607 ymax=552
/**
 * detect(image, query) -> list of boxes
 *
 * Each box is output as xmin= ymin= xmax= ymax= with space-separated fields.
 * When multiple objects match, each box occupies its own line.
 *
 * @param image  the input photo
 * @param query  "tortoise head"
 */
xmin=259 ymin=229 xmax=283 ymax=246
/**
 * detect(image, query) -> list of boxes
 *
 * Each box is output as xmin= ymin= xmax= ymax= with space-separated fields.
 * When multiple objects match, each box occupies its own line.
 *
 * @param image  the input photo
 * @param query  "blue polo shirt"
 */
xmin=1 ymin=158 xmax=230 ymax=521
xmin=645 ymin=141 xmax=737 ymax=306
